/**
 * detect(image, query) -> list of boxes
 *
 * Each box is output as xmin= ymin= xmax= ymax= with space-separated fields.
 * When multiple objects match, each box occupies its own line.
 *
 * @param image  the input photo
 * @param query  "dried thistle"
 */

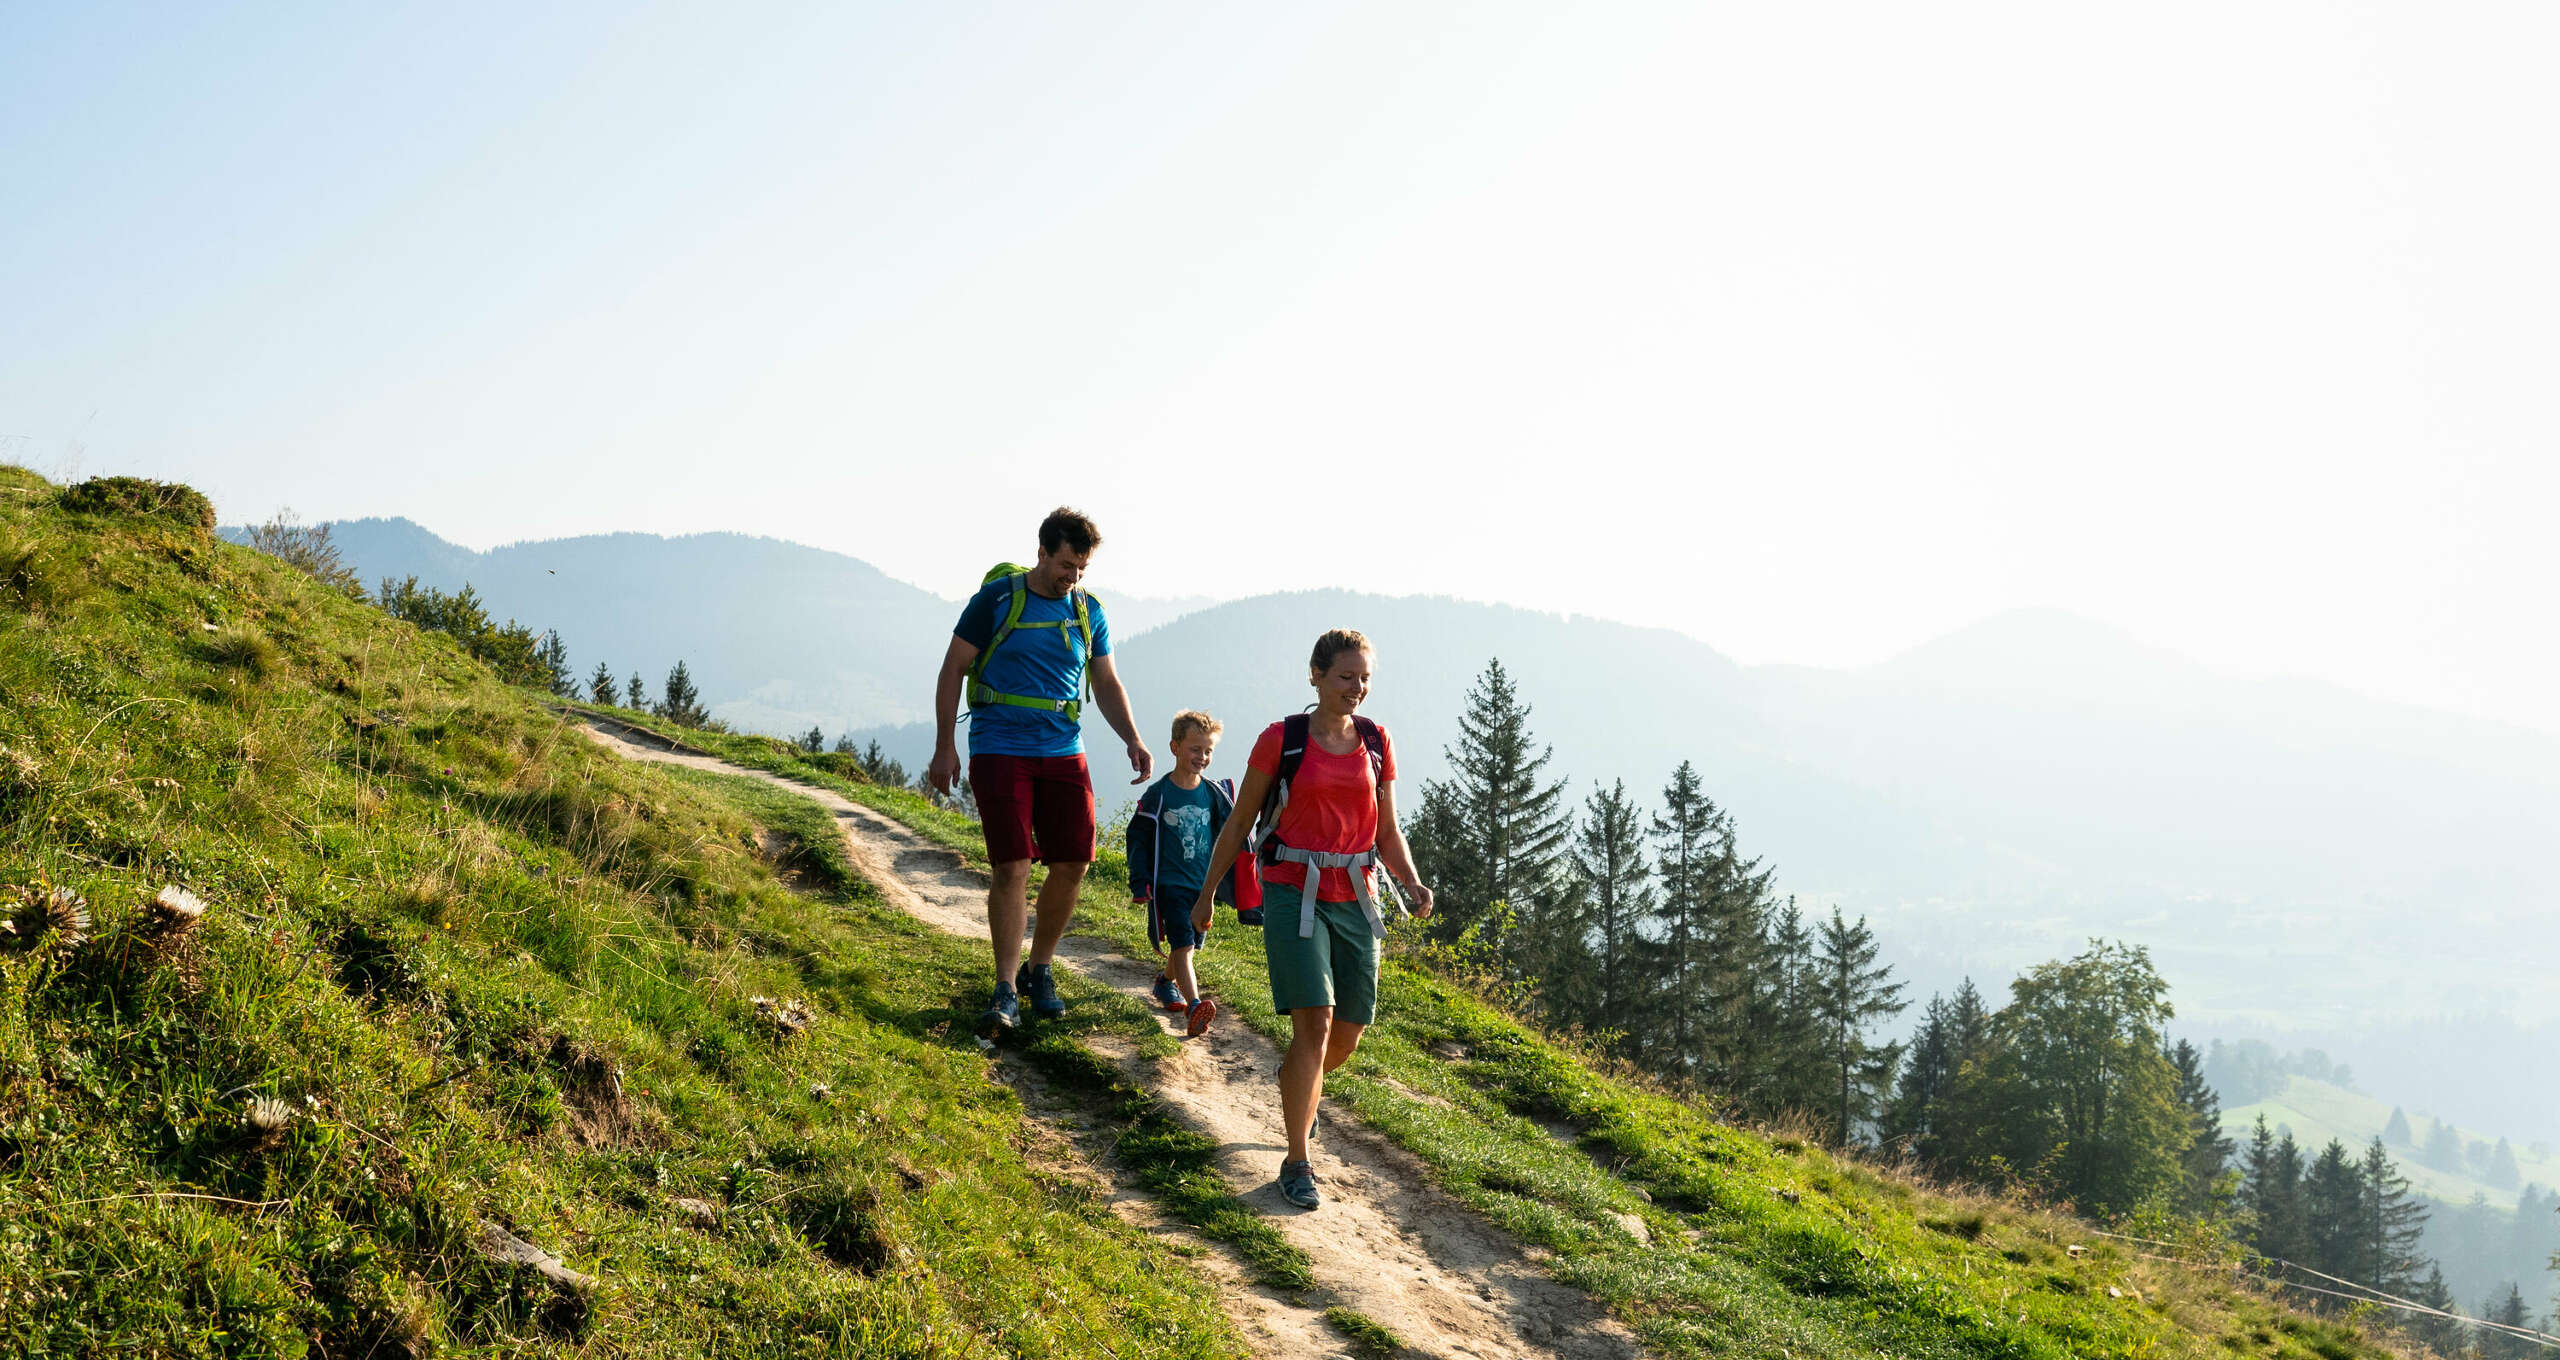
xmin=37 ymin=887 xmax=89 ymax=946
xmin=244 ymin=1096 xmax=297 ymax=1143
xmin=145 ymin=884 xmax=208 ymax=937
xmin=750 ymin=995 xmax=813 ymax=1037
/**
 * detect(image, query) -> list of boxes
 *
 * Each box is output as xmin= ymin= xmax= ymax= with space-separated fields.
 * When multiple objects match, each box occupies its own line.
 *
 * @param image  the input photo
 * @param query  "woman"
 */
xmin=1191 ymin=628 xmax=1432 ymax=1210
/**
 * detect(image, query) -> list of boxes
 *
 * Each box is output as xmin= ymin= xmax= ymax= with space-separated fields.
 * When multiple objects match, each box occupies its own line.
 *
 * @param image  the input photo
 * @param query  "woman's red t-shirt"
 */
xmin=1247 ymin=719 xmax=1397 ymax=901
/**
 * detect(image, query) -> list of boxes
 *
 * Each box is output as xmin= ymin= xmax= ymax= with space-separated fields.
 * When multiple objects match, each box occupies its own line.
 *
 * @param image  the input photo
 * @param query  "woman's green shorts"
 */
xmin=1265 ymin=898 xmax=1380 ymax=1026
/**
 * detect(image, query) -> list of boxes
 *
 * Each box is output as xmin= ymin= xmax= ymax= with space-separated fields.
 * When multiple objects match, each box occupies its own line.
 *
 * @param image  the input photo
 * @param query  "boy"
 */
xmin=1126 ymin=710 xmax=1258 ymax=1036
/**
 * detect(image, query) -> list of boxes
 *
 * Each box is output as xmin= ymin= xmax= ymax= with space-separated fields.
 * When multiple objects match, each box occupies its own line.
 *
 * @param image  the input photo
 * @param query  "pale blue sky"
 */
xmin=6 ymin=3 xmax=2556 ymax=733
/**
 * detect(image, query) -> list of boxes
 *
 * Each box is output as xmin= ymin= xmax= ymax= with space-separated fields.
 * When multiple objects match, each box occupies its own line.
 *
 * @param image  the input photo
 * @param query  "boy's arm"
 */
xmin=1126 ymin=789 xmax=1157 ymax=901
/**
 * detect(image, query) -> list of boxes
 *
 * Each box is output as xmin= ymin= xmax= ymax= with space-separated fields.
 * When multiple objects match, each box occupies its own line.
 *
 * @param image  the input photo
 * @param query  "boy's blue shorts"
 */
xmin=1151 ymin=896 xmax=1205 ymax=951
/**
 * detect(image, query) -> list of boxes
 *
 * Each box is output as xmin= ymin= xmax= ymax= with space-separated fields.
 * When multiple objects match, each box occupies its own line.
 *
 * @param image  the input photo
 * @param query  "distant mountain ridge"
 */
xmin=241 ymin=515 xmax=2560 ymax=1145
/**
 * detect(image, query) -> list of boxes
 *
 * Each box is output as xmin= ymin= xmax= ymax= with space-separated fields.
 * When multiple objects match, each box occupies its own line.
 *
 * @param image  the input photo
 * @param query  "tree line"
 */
xmin=1402 ymin=656 xmax=2556 ymax=1353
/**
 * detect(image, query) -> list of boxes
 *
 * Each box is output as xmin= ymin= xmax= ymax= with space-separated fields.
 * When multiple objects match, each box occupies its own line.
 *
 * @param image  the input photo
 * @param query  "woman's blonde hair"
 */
xmin=1169 ymin=710 xmax=1222 ymax=745
xmin=1309 ymin=628 xmax=1372 ymax=674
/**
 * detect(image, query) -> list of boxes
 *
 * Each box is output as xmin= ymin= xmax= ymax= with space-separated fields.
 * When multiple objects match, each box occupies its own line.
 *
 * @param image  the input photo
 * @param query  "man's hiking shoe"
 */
xmin=1235 ymin=908 xmax=1265 ymax=927
xmin=1151 ymin=975 xmax=1185 ymax=1011
xmin=1015 ymin=962 xmax=1066 ymax=1020
xmin=977 ymin=982 xmax=1020 ymax=1036
xmin=1277 ymin=1159 xmax=1320 ymax=1209
xmin=1185 ymin=997 xmax=1218 ymax=1038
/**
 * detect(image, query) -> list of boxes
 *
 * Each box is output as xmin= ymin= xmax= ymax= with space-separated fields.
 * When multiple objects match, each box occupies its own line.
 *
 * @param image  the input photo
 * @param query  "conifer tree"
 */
xmin=1694 ymin=801 xmax=1777 ymax=1096
xmin=2409 ymin=1264 xmax=2465 ymax=1357
xmin=536 ymin=629 xmax=574 ymax=697
xmin=2491 ymin=1138 xmax=2524 ymax=1191
xmin=1418 ymin=660 xmax=1573 ymax=978
xmin=2302 ymin=1139 xmax=2367 ymax=1282
xmin=588 ymin=661 xmax=619 ymax=707
xmin=627 ymin=670 xmax=648 ymax=712
xmin=1753 ymin=899 xmax=1829 ymax=1119
xmin=1566 ymin=779 xmax=1655 ymax=1046
xmin=1810 ymin=907 xmax=1906 ymax=1145
xmin=2384 ymin=1105 xmax=2414 ymax=1147
xmin=799 ymin=725 xmax=825 ymax=753
xmin=2168 ymin=1039 xmax=2236 ymax=1213
xmin=657 ymin=660 xmax=708 ymax=727
xmin=1883 ymin=992 xmax=1954 ymax=1158
xmin=2358 ymin=1137 xmax=2429 ymax=1297
xmin=1646 ymin=761 xmax=1719 ymax=1081
xmin=2483 ymin=1282 xmax=2533 ymax=1360
xmin=833 ymin=732 xmax=858 ymax=754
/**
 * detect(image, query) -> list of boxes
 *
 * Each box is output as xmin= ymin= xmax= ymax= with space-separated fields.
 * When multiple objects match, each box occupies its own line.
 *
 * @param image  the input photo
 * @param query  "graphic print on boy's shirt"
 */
xmin=1150 ymin=779 xmax=1217 ymax=899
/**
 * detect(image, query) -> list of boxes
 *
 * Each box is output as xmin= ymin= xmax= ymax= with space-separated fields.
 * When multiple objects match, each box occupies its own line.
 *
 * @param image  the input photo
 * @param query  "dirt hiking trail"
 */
xmin=571 ymin=713 xmax=1642 ymax=1360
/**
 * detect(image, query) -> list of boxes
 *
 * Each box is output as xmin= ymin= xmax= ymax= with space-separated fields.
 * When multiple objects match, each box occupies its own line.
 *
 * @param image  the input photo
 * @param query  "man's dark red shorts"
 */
xmin=969 ymin=753 xmax=1097 ymax=865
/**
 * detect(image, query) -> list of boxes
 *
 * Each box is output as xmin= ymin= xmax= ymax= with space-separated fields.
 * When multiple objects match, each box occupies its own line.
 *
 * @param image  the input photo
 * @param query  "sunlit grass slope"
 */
xmin=0 ymin=467 xmax=1245 ymax=1358
xmin=615 ymin=709 xmax=2424 ymax=1360
xmin=2224 ymin=1076 xmax=2555 ymax=1213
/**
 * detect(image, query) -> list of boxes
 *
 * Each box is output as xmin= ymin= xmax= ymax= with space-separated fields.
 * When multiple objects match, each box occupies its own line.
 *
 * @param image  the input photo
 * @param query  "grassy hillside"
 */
xmin=598 ymin=710 xmax=2429 ymax=1360
xmin=2223 ymin=1076 xmax=2557 ymax=1211
xmin=0 ymin=468 xmax=1248 ymax=1357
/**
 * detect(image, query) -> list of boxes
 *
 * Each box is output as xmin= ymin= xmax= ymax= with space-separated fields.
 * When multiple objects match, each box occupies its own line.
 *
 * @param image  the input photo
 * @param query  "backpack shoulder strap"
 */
xmin=1353 ymin=716 xmax=1386 ymax=783
xmin=971 ymin=573 xmax=1031 ymax=677
xmin=1273 ymin=713 xmax=1312 ymax=795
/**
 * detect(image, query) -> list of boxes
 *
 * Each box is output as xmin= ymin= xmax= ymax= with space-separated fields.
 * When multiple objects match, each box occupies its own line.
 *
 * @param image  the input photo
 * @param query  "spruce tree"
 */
xmin=1810 ymin=907 xmax=1906 ymax=1145
xmin=1694 ymin=800 xmax=1777 ymax=1097
xmin=1882 ymin=992 xmax=1955 ymax=1159
xmin=2483 ymin=1282 xmax=2532 ymax=1360
xmin=2408 ymin=1264 xmax=2466 ymax=1356
xmin=2358 ymin=1137 xmax=2429 ymax=1297
xmin=2491 ymin=1138 xmax=2524 ymax=1191
xmin=2168 ymin=1039 xmax=2236 ymax=1214
xmin=657 ymin=660 xmax=708 ymax=727
xmin=833 ymin=732 xmax=858 ymax=754
xmin=536 ymin=629 xmax=574 ymax=697
xmin=1754 ymin=899 xmax=1829 ymax=1120
xmin=1567 ymin=779 xmax=1656 ymax=1047
xmin=2384 ymin=1105 xmax=2414 ymax=1147
xmin=2302 ymin=1139 xmax=2366 ymax=1282
xmin=1420 ymin=660 xmax=1574 ymax=978
xmin=588 ymin=661 xmax=619 ymax=707
xmin=799 ymin=725 xmax=825 ymax=753
xmin=1646 ymin=761 xmax=1718 ymax=1082
xmin=626 ymin=670 xmax=648 ymax=712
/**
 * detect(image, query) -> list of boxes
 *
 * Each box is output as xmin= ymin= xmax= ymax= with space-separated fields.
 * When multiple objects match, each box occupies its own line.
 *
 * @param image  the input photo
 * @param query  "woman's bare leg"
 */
xmin=1281 ymin=1006 xmax=1334 ymax=1162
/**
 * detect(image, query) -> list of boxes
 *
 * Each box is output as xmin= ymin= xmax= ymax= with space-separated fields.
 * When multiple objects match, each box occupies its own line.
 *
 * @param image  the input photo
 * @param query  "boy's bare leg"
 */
xmin=988 ymin=860 xmax=1033 ymax=980
xmin=1026 ymin=860 xmax=1086 ymax=968
xmin=1169 ymin=945 xmax=1200 ymax=1005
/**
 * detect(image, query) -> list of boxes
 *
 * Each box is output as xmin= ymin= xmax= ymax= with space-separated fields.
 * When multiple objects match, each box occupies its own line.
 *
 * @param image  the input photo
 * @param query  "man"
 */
xmin=928 ymin=507 xmax=1153 ymax=1036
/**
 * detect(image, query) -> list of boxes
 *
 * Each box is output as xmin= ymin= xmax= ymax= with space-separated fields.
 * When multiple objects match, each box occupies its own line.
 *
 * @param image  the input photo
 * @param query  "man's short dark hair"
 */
xmin=1039 ymin=507 xmax=1102 ymax=556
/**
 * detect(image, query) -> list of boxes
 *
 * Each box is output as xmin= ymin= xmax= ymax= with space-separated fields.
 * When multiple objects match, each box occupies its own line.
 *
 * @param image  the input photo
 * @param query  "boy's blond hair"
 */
xmin=1169 ymin=710 xmax=1222 ymax=745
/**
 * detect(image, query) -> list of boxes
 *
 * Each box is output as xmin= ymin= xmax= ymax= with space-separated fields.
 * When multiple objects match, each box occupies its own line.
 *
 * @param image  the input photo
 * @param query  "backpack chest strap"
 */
xmin=1265 ymin=844 xmax=1386 ymax=940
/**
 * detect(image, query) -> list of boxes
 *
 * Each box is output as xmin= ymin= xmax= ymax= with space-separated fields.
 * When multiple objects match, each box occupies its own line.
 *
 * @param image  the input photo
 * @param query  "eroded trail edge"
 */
xmin=571 ymin=713 xmax=1641 ymax=1360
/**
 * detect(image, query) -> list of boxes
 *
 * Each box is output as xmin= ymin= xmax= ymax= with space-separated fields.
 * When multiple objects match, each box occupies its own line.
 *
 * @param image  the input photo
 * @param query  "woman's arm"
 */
xmin=1192 ymin=766 xmax=1273 ymax=931
xmin=1374 ymin=779 xmax=1433 ymax=917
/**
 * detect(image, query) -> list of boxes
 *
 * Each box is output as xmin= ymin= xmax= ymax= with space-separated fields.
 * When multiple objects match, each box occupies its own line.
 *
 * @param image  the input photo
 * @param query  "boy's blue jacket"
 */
xmin=1125 ymin=775 xmax=1260 ymax=911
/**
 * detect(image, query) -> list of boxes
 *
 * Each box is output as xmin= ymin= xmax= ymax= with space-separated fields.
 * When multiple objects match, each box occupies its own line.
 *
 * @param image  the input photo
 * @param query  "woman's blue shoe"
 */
xmin=1277 ymin=1159 xmax=1321 ymax=1209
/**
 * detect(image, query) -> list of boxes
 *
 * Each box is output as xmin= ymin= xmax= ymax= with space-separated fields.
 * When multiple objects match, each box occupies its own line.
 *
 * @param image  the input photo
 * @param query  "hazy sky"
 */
xmin=6 ymin=3 xmax=2554 ymax=733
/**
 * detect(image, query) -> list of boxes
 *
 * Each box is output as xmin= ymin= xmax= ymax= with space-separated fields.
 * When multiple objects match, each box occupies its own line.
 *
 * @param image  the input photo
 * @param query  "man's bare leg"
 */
xmin=988 ymin=859 xmax=1033 ymax=980
xmin=1026 ymin=860 xmax=1087 ymax=968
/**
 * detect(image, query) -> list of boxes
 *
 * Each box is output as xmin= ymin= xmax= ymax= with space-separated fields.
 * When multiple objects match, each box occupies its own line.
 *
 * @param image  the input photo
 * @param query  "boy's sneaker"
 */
xmin=1015 ymin=962 xmax=1066 ymax=1020
xmin=977 ymin=982 xmax=1020 ymax=1036
xmin=1185 ymin=997 xmax=1218 ymax=1038
xmin=1277 ymin=1159 xmax=1320 ymax=1209
xmin=1235 ymin=908 xmax=1265 ymax=927
xmin=1151 ymin=975 xmax=1185 ymax=1011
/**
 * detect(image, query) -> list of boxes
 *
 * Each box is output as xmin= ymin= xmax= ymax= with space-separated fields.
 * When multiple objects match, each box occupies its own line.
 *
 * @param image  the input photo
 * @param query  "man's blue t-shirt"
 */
xmin=1148 ymin=778 xmax=1218 ymax=901
xmin=953 ymin=575 xmax=1111 ymax=758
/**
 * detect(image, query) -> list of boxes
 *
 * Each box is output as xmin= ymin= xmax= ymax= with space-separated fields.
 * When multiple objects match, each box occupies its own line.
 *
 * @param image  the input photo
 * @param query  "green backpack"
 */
xmin=964 ymin=563 xmax=1097 ymax=724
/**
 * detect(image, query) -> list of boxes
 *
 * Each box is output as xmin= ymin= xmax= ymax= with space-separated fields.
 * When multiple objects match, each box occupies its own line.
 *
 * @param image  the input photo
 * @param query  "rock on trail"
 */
xmin=571 ymin=711 xmax=1640 ymax=1360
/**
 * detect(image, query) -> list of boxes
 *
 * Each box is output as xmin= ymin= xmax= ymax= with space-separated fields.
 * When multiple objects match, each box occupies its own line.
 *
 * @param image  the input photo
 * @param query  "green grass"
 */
xmin=1322 ymin=1304 xmax=1407 ymax=1357
xmin=2223 ymin=1076 xmax=2556 ymax=1213
xmin=591 ymin=698 xmax=2419 ymax=1360
xmin=0 ymin=466 xmax=1249 ymax=1358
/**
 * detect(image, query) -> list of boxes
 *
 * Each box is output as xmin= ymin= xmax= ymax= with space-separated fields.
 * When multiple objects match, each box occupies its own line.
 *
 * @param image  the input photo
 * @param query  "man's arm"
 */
xmin=1087 ymin=652 xmax=1153 ymax=785
xmin=927 ymin=635 xmax=978 ymax=794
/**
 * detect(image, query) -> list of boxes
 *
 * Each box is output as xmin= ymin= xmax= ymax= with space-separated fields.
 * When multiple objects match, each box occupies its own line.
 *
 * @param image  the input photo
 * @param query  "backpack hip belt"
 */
xmin=1265 ymin=843 xmax=1389 ymax=940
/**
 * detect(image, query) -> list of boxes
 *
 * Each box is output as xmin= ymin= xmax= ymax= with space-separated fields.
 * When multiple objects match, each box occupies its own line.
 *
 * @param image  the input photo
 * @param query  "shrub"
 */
xmin=244 ymin=508 xmax=364 ymax=597
xmin=57 ymin=476 xmax=216 ymax=533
